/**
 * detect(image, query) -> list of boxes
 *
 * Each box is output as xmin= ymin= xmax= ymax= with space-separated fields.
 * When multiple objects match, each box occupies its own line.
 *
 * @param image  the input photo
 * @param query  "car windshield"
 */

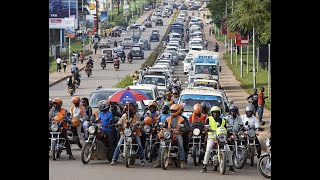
xmin=142 ymin=77 xmax=166 ymax=86
xmin=171 ymin=29 xmax=183 ymax=34
xmin=124 ymin=38 xmax=132 ymax=41
xmin=195 ymin=65 xmax=218 ymax=75
xmin=193 ymin=81 xmax=218 ymax=88
xmin=180 ymin=95 xmax=223 ymax=112
xmin=130 ymin=89 xmax=154 ymax=99
xmin=132 ymin=46 xmax=141 ymax=51
xmin=89 ymin=92 xmax=116 ymax=108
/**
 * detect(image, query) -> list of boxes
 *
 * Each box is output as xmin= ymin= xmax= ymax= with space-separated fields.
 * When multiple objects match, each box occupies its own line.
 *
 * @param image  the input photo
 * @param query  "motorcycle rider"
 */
xmin=131 ymin=70 xmax=140 ymax=84
xmin=172 ymin=89 xmax=179 ymax=104
xmin=157 ymin=102 xmax=171 ymax=124
xmin=201 ymin=101 xmax=211 ymax=118
xmin=177 ymin=104 xmax=191 ymax=163
xmin=141 ymin=101 xmax=160 ymax=148
xmin=114 ymin=40 xmax=118 ymax=47
xmin=49 ymin=98 xmax=75 ymax=160
xmin=153 ymin=104 xmax=188 ymax=169
xmin=201 ymin=106 xmax=235 ymax=173
xmin=163 ymin=91 xmax=174 ymax=107
xmin=214 ymin=42 xmax=219 ymax=52
xmin=189 ymin=103 xmax=206 ymax=125
xmin=92 ymin=101 xmax=116 ymax=158
xmin=67 ymin=74 xmax=76 ymax=93
xmin=246 ymin=89 xmax=258 ymax=116
xmin=69 ymin=96 xmax=85 ymax=146
xmin=81 ymin=97 xmax=93 ymax=140
xmin=86 ymin=56 xmax=94 ymax=74
xmin=127 ymin=51 xmax=133 ymax=62
xmin=225 ymin=105 xmax=243 ymax=133
xmin=113 ymin=55 xmax=120 ymax=69
xmin=241 ymin=105 xmax=261 ymax=159
xmin=110 ymin=103 xmax=146 ymax=166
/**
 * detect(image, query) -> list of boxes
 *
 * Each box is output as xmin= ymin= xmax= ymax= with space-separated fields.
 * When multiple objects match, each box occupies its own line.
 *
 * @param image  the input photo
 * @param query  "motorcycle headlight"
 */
xmin=144 ymin=125 xmax=151 ymax=133
xmin=217 ymin=134 xmax=226 ymax=142
xmin=193 ymin=128 xmax=200 ymax=136
xmin=163 ymin=130 xmax=171 ymax=139
xmin=51 ymin=124 xmax=59 ymax=132
xmin=266 ymin=137 xmax=271 ymax=147
xmin=88 ymin=126 xmax=95 ymax=134
xmin=248 ymin=129 xmax=255 ymax=138
xmin=124 ymin=129 xmax=132 ymax=137
xmin=237 ymin=131 xmax=245 ymax=139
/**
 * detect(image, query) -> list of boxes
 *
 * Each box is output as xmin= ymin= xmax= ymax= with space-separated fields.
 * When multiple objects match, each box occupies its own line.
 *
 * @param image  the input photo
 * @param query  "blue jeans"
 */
xmin=112 ymin=134 xmax=145 ymax=162
xmin=258 ymin=105 xmax=264 ymax=121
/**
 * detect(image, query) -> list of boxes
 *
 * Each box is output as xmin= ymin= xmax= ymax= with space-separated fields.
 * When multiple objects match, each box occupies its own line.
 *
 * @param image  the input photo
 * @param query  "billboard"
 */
xmin=101 ymin=11 xmax=108 ymax=23
xmin=235 ymin=32 xmax=249 ymax=46
xmin=49 ymin=17 xmax=75 ymax=29
xmin=49 ymin=0 xmax=78 ymax=18
xmin=86 ymin=15 xmax=95 ymax=31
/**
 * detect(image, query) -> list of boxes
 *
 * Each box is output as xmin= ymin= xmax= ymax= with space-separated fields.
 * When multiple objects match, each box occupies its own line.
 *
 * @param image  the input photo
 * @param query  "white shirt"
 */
xmin=56 ymin=58 xmax=62 ymax=64
xmin=241 ymin=115 xmax=259 ymax=129
xmin=225 ymin=115 xmax=243 ymax=132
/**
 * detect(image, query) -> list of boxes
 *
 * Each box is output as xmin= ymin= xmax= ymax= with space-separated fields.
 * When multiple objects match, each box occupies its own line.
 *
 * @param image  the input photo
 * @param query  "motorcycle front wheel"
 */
xmin=192 ymin=145 xmax=199 ymax=166
xmin=161 ymin=147 xmax=169 ymax=170
xmin=257 ymin=154 xmax=271 ymax=179
xmin=249 ymin=145 xmax=255 ymax=166
xmin=52 ymin=140 xmax=57 ymax=160
xmin=233 ymin=147 xmax=247 ymax=169
xmin=81 ymin=143 xmax=93 ymax=164
xmin=218 ymin=151 xmax=226 ymax=175
xmin=124 ymin=145 xmax=130 ymax=167
xmin=144 ymin=141 xmax=151 ymax=162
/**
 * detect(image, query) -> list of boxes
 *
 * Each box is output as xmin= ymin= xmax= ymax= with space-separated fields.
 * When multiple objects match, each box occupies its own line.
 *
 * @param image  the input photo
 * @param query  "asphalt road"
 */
xmin=49 ymin=7 xmax=267 ymax=180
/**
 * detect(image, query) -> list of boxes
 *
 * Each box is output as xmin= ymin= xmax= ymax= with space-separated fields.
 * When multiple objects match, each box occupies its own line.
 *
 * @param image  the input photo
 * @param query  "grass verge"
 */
xmin=223 ymin=50 xmax=271 ymax=111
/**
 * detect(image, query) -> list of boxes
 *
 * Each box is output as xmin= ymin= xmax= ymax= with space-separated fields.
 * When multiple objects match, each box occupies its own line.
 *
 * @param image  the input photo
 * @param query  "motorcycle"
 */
xmin=214 ymin=45 xmax=219 ymax=52
xmin=205 ymin=124 xmax=229 ymax=175
xmin=67 ymin=123 xmax=83 ymax=149
xmin=81 ymin=123 xmax=113 ymax=164
xmin=159 ymin=123 xmax=184 ymax=170
xmin=85 ymin=64 xmax=92 ymax=77
xmin=49 ymin=122 xmax=66 ymax=160
xmin=127 ymin=57 xmax=133 ymax=63
xmin=114 ymin=59 xmax=120 ymax=71
xmin=119 ymin=122 xmax=141 ymax=167
xmin=244 ymin=121 xmax=260 ymax=166
xmin=143 ymin=122 xmax=160 ymax=163
xmin=228 ymin=124 xmax=247 ymax=169
xmin=189 ymin=122 xmax=205 ymax=166
xmin=257 ymin=134 xmax=271 ymax=178
xmin=101 ymin=57 xmax=106 ymax=69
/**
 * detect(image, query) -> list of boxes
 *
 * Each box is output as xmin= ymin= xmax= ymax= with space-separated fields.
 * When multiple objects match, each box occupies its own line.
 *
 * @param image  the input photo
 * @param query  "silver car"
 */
xmin=121 ymin=37 xmax=134 ymax=49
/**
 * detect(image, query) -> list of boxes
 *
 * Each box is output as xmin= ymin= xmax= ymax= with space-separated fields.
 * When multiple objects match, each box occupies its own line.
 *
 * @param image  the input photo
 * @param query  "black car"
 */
xmin=155 ymin=18 xmax=163 ymax=26
xmin=150 ymin=33 xmax=160 ymax=42
xmin=189 ymin=5 xmax=201 ymax=10
xmin=179 ymin=5 xmax=188 ymax=10
xmin=144 ymin=22 xmax=152 ymax=28
xmin=113 ymin=47 xmax=126 ymax=58
xmin=131 ymin=45 xmax=144 ymax=59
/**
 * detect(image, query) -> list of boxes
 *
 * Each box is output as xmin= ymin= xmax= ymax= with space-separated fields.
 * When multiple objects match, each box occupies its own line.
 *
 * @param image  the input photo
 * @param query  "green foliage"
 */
xmin=113 ymin=75 xmax=133 ymax=88
xmin=207 ymin=0 xmax=227 ymax=28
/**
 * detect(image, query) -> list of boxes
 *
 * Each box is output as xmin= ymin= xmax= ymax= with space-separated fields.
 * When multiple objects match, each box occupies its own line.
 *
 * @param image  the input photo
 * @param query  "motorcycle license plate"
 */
xmin=50 ymin=132 xmax=61 ymax=134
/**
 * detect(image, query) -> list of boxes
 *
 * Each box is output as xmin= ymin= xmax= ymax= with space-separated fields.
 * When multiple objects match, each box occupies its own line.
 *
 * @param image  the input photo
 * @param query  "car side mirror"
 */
xmin=185 ymin=81 xmax=188 ymax=84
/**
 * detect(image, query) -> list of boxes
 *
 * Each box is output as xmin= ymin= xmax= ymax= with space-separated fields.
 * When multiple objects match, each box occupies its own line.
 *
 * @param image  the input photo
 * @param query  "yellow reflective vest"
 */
xmin=208 ymin=116 xmax=226 ymax=139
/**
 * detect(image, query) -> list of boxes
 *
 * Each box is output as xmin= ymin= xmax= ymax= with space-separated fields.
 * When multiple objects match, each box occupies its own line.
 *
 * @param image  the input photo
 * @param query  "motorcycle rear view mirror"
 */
xmin=245 ymin=121 xmax=249 ymax=125
xmin=261 ymin=121 xmax=266 ymax=126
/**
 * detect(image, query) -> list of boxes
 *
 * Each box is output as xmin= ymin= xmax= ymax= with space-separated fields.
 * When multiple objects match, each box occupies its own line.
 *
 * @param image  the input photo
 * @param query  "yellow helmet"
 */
xmin=210 ymin=106 xmax=221 ymax=113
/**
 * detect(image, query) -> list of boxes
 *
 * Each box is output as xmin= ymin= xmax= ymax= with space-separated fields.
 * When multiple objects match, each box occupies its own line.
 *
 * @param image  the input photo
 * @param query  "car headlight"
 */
xmin=248 ymin=129 xmax=255 ymax=138
xmin=163 ymin=130 xmax=171 ymax=139
xmin=237 ymin=131 xmax=245 ymax=139
xmin=124 ymin=129 xmax=132 ymax=137
xmin=144 ymin=125 xmax=151 ymax=133
xmin=51 ymin=124 xmax=59 ymax=132
xmin=193 ymin=128 xmax=200 ymax=136
xmin=217 ymin=134 xmax=226 ymax=142
xmin=88 ymin=126 xmax=95 ymax=134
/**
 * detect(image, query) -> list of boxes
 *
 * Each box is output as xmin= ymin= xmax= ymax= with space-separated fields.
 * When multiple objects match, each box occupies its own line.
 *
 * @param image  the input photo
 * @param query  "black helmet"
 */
xmin=99 ymin=101 xmax=110 ymax=111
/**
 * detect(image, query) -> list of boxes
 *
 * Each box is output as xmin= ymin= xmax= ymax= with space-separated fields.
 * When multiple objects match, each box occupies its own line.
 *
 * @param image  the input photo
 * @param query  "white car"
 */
xmin=142 ymin=75 xmax=168 ymax=96
xmin=128 ymin=84 xmax=163 ymax=106
xmin=183 ymin=56 xmax=193 ymax=75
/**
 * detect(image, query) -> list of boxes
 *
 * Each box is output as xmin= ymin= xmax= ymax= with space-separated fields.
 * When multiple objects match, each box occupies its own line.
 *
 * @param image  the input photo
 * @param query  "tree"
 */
xmin=207 ymin=0 xmax=227 ymax=28
xmin=226 ymin=0 xmax=271 ymax=43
